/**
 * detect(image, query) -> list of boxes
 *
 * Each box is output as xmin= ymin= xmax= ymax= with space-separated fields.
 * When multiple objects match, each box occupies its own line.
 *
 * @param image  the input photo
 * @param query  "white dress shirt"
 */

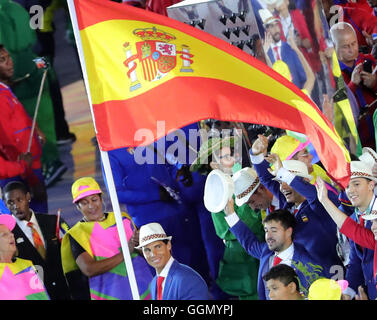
xmin=157 ymin=256 xmax=175 ymax=293
xmin=15 ymin=209 xmax=46 ymax=248
xmin=269 ymin=243 xmax=294 ymax=268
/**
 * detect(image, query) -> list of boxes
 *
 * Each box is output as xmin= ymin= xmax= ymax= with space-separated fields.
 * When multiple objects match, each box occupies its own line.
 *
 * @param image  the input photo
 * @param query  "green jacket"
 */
xmin=0 ymin=0 xmax=48 ymax=99
xmin=211 ymin=201 xmax=265 ymax=299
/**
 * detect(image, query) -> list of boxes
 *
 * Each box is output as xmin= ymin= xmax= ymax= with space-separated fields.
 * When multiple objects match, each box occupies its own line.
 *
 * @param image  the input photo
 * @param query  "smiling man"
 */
xmin=316 ymin=166 xmax=377 ymax=300
xmin=249 ymin=134 xmax=343 ymax=276
xmin=137 ymin=222 xmax=209 ymax=300
xmin=223 ymin=207 xmax=324 ymax=299
xmin=329 ymin=161 xmax=377 ymax=300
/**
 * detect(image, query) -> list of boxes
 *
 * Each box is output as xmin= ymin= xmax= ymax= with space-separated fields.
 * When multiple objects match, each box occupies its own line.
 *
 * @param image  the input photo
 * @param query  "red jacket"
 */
xmin=341 ymin=7 xmax=377 ymax=47
xmin=0 ymin=83 xmax=42 ymax=170
xmin=340 ymin=217 xmax=377 ymax=286
xmin=146 ymin=0 xmax=182 ymax=16
xmin=340 ymin=53 xmax=377 ymax=107
xmin=0 ymin=155 xmax=27 ymax=179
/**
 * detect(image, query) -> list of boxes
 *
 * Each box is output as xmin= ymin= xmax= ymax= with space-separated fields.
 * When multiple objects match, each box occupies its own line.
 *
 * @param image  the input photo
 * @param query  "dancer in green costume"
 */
xmin=191 ymin=136 xmax=264 ymax=300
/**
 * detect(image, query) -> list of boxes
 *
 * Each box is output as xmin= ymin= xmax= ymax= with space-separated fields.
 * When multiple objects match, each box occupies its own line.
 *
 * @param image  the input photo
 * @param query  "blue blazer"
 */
xmin=150 ymin=260 xmax=210 ymax=300
xmin=252 ymin=158 xmax=344 ymax=275
xmin=267 ymin=41 xmax=307 ymax=89
xmin=230 ymin=219 xmax=325 ymax=300
xmin=345 ymin=214 xmax=377 ymax=299
xmin=104 ymin=147 xmax=211 ymax=279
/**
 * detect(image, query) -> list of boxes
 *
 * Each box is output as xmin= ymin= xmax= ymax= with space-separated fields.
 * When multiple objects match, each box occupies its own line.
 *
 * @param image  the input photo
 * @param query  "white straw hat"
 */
xmin=258 ymin=8 xmax=279 ymax=25
xmin=350 ymin=160 xmax=377 ymax=183
xmin=136 ymin=222 xmax=172 ymax=249
xmin=233 ymin=167 xmax=260 ymax=207
xmin=272 ymin=160 xmax=312 ymax=181
xmin=359 ymin=147 xmax=377 ymax=169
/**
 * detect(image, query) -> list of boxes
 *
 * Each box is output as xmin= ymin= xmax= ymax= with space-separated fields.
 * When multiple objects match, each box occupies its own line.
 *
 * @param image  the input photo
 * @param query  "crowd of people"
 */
xmin=0 ymin=0 xmax=376 ymax=301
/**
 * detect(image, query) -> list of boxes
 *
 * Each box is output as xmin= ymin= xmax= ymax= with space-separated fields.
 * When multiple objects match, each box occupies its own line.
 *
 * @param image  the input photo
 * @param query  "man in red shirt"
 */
xmin=330 ymin=22 xmax=377 ymax=149
xmin=0 ymin=44 xmax=47 ymax=212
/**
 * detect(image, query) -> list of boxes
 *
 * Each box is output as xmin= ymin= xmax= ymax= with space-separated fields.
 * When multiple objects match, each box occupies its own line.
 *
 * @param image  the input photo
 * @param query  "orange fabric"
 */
xmin=27 ymin=222 xmax=46 ymax=259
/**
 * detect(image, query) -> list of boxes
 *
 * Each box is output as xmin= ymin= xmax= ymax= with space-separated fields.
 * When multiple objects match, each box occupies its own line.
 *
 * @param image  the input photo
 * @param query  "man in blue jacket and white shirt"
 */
xmin=340 ymin=159 xmax=377 ymax=300
xmin=249 ymin=134 xmax=344 ymax=277
xmin=223 ymin=202 xmax=324 ymax=300
xmin=259 ymin=8 xmax=307 ymax=90
xmin=137 ymin=222 xmax=210 ymax=300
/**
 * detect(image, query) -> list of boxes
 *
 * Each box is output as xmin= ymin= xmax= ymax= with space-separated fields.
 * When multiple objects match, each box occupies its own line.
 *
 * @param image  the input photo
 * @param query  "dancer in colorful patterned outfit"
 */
xmin=61 ymin=177 xmax=153 ymax=300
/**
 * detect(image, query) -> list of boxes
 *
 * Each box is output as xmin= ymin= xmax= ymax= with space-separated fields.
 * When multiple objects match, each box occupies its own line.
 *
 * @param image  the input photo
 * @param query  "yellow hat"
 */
xmin=308 ymin=278 xmax=342 ymax=300
xmin=271 ymin=135 xmax=309 ymax=161
xmin=71 ymin=177 xmax=102 ymax=203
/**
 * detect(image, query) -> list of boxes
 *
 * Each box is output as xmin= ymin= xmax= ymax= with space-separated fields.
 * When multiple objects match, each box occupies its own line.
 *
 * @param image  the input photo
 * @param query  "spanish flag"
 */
xmin=69 ymin=0 xmax=351 ymax=188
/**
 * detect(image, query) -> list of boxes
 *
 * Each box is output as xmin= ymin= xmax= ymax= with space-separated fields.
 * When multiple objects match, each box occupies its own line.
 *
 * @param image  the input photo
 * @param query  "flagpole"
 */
xmin=66 ymin=0 xmax=140 ymax=300
xmin=101 ymin=150 xmax=141 ymax=300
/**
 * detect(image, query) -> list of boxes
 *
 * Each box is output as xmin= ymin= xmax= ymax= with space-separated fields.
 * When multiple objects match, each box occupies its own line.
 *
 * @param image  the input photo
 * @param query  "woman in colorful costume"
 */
xmin=0 ymin=214 xmax=49 ymax=300
xmin=61 ymin=177 xmax=153 ymax=300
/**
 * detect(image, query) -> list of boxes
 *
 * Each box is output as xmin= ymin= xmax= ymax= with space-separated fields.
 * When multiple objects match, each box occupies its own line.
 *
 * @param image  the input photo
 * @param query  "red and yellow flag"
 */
xmin=70 ymin=0 xmax=350 ymax=188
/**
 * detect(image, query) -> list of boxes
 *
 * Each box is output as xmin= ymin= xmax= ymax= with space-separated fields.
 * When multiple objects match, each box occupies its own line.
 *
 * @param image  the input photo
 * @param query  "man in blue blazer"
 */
xmin=340 ymin=159 xmax=377 ymax=299
xmin=103 ymin=145 xmax=211 ymax=284
xmin=249 ymin=135 xmax=344 ymax=277
xmin=259 ymin=9 xmax=307 ymax=89
xmin=224 ymin=205 xmax=324 ymax=300
xmin=137 ymin=222 xmax=210 ymax=300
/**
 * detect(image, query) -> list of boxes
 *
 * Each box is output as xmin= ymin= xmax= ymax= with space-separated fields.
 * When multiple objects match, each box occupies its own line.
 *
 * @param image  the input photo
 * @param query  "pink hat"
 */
xmin=0 ymin=214 xmax=16 ymax=231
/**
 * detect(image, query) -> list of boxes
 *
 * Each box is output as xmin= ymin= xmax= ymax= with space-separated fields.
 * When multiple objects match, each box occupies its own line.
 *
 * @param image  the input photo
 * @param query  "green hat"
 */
xmin=190 ymin=136 xmax=237 ymax=173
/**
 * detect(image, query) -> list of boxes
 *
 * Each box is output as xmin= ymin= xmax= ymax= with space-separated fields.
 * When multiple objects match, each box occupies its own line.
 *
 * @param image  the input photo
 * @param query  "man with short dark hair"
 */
xmin=224 ymin=205 xmax=325 ymax=299
xmin=262 ymin=264 xmax=304 ymax=300
xmin=3 ymin=181 xmax=71 ymax=300
xmin=330 ymin=161 xmax=377 ymax=300
xmin=249 ymin=134 xmax=343 ymax=274
xmin=259 ymin=8 xmax=307 ymax=89
xmin=137 ymin=222 xmax=209 ymax=300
